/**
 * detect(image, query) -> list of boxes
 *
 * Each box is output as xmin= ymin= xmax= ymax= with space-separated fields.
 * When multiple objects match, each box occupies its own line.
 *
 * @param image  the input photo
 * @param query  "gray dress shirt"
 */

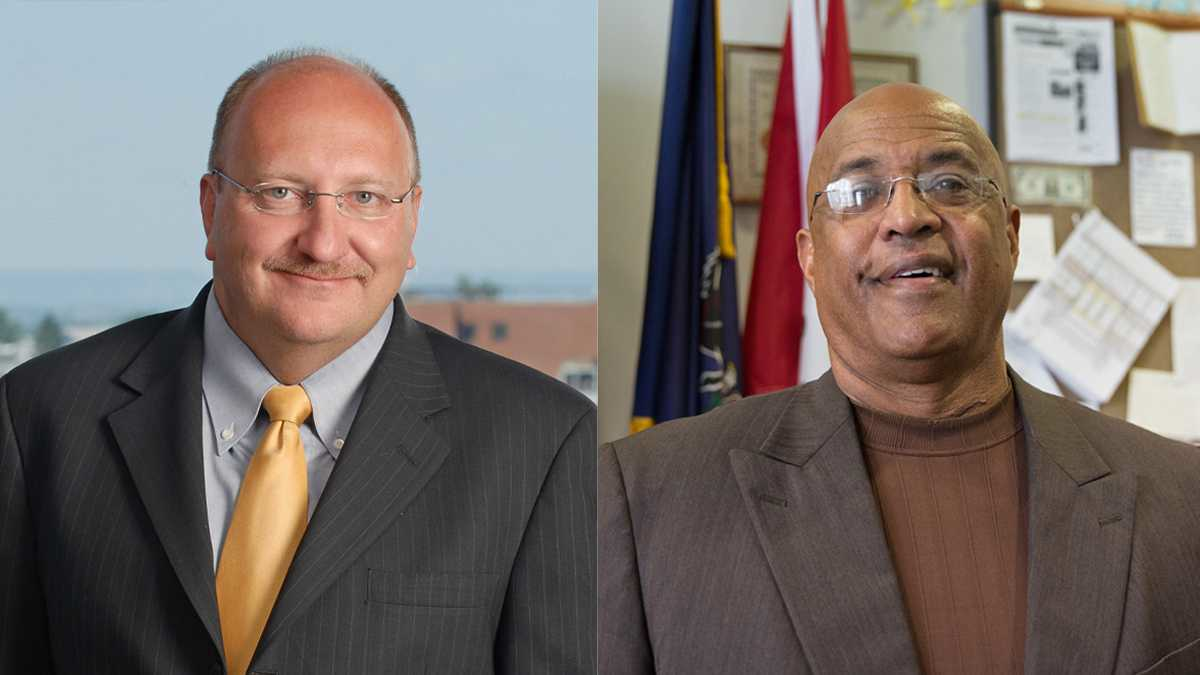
xmin=200 ymin=289 xmax=393 ymax=569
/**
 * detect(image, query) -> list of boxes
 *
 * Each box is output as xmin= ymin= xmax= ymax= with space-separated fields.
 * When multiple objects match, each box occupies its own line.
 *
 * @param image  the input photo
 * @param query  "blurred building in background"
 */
xmin=407 ymin=300 xmax=598 ymax=401
xmin=0 ymin=286 xmax=597 ymax=401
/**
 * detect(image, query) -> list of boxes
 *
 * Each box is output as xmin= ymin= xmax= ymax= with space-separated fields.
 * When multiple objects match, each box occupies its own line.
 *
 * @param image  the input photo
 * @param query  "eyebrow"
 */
xmin=828 ymin=147 xmax=983 ymax=182
xmin=342 ymin=175 xmax=395 ymax=189
xmin=921 ymin=148 xmax=980 ymax=172
xmin=253 ymin=172 xmax=310 ymax=186
xmin=254 ymin=172 xmax=395 ymax=189
xmin=830 ymin=156 xmax=880 ymax=180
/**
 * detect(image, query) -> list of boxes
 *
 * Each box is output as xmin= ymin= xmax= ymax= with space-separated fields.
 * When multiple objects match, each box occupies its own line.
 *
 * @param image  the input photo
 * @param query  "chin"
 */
xmin=877 ymin=327 xmax=961 ymax=361
xmin=269 ymin=309 xmax=358 ymax=347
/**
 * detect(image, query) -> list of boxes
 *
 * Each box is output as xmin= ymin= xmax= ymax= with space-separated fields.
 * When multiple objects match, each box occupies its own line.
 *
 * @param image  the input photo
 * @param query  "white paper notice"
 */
xmin=1009 ymin=209 xmax=1179 ymax=404
xmin=1003 ymin=316 xmax=1063 ymax=396
xmin=1127 ymin=21 xmax=1200 ymax=135
xmin=1014 ymin=213 xmax=1057 ymax=281
xmin=1172 ymin=278 xmax=1200 ymax=377
xmin=1002 ymin=14 xmax=1120 ymax=166
xmin=1130 ymin=148 xmax=1197 ymax=248
xmin=1126 ymin=368 xmax=1200 ymax=442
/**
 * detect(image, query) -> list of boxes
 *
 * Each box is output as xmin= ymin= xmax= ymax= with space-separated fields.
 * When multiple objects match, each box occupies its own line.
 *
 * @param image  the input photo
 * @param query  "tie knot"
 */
xmin=263 ymin=385 xmax=312 ymax=426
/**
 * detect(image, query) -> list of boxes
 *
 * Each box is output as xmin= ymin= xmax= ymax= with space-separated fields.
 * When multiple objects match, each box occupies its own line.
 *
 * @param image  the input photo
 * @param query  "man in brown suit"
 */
xmin=599 ymin=84 xmax=1200 ymax=674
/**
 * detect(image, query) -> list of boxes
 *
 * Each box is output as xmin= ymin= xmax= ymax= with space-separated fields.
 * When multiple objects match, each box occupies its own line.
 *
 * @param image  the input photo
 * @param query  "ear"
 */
xmin=405 ymin=185 xmax=423 ymax=270
xmin=200 ymin=173 xmax=218 ymax=262
xmin=1006 ymin=204 xmax=1021 ymax=270
xmin=795 ymin=224 xmax=817 ymax=287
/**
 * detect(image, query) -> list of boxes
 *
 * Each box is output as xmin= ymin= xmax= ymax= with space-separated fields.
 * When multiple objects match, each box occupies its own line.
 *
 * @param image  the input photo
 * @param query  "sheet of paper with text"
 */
xmin=1002 ymin=14 xmax=1120 ymax=166
xmin=1010 ymin=209 xmax=1179 ymax=404
xmin=1130 ymin=147 xmax=1197 ymax=248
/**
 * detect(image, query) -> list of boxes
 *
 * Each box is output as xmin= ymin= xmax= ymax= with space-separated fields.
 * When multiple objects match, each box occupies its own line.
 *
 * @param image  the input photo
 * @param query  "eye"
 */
xmin=263 ymin=186 xmax=295 ymax=200
xmin=849 ymin=183 xmax=882 ymax=206
xmin=352 ymin=191 xmax=378 ymax=205
xmin=840 ymin=179 xmax=886 ymax=210
xmin=922 ymin=174 xmax=979 ymax=207
xmin=926 ymin=174 xmax=971 ymax=193
xmin=822 ymin=177 xmax=883 ymax=212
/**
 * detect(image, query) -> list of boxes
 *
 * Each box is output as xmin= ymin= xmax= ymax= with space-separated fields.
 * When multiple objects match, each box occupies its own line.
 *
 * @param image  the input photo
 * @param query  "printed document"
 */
xmin=1010 ymin=209 xmax=1179 ymax=404
xmin=1130 ymin=147 xmax=1196 ymax=248
xmin=1002 ymin=14 xmax=1120 ymax=165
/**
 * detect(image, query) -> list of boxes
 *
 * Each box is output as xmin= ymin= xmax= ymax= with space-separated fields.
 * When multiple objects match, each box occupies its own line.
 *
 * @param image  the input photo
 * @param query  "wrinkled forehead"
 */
xmin=810 ymin=105 xmax=1001 ymax=195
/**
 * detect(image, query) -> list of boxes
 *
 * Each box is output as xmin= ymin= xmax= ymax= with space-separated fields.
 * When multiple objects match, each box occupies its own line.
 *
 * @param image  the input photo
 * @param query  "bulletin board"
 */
xmin=993 ymin=3 xmax=1200 ymax=422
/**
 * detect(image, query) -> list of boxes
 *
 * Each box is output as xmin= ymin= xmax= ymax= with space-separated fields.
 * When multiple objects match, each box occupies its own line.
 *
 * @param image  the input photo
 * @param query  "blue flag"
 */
xmin=631 ymin=0 xmax=741 ymax=434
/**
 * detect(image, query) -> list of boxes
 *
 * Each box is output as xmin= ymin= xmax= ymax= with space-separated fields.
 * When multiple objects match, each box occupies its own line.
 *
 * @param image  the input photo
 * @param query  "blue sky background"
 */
xmin=0 ymin=0 xmax=597 ymax=308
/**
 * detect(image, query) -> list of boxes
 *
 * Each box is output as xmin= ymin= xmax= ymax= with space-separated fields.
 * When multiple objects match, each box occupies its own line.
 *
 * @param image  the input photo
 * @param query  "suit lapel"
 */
xmin=107 ymin=286 xmax=223 ymax=654
xmin=1015 ymin=375 xmax=1135 ymax=674
xmin=729 ymin=370 xmax=1136 ymax=673
xmin=260 ymin=297 xmax=452 ymax=648
xmin=730 ymin=372 xmax=922 ymax=674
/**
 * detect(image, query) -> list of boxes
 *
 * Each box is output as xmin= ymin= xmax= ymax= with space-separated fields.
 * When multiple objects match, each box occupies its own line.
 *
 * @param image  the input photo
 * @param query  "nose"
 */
xmin=877 ymin=177 xmax=942 ymax=241
xmin=295 ymin=193 xmax=351 ymax=262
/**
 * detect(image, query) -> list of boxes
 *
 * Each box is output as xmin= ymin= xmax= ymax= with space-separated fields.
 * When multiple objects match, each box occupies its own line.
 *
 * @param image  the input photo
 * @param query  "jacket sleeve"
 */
xmin=0 ymin=377 xmax=55 ymax=672
xmin=598 ymin=441 xmax=655 ymax=674
xmin=495 ymin=406 xmax=597 ymax=674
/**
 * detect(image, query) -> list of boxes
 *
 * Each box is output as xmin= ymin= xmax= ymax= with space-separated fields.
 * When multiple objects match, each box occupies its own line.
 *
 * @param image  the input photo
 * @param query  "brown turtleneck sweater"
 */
xmin=852 ymin=390 xmax=1028 ymax=675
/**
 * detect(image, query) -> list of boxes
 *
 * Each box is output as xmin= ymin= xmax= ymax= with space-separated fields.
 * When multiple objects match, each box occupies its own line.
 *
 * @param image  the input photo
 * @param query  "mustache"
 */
xmin=263 ymin=257 xmax=371 ymax=281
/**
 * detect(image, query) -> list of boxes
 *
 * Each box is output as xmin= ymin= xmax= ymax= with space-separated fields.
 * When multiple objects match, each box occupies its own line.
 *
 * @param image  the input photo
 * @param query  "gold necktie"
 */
xmin=216 ymin=384 xmax=312 ymax=675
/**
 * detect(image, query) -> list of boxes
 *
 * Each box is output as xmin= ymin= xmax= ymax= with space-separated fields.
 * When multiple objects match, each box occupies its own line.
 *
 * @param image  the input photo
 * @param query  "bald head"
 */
xmin=807 ymin=84 xmax=1003 ymax=205
xmin=208 ymin=49 xmax=420 ymax=184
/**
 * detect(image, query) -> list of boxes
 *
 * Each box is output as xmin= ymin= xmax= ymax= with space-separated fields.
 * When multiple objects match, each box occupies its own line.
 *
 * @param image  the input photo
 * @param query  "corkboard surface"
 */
xmin=997 ymin=14 xmax=1200 ymax=420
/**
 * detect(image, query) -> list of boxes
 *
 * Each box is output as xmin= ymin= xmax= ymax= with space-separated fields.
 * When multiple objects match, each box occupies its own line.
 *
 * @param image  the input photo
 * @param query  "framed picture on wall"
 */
xmin=724 ymin=44 xmax=921 ymax=204
xmin=851 ymin=52 xmax=920 ymax=96
xmin=724 ymin=43 xmax=782 ymax=204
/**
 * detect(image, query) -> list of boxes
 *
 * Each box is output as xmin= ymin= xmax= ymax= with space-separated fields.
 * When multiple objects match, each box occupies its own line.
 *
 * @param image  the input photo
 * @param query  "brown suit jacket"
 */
xmin=600 ymin=371 xmax=1200 ymax=674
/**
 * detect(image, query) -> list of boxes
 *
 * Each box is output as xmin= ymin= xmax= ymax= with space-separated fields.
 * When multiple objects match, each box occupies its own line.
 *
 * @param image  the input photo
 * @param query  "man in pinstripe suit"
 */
xmin=0 ymin=50 xmax=595 ymax=674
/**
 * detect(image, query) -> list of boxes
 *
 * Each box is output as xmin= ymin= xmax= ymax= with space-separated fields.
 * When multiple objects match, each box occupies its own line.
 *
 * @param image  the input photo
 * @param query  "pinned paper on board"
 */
xmin=1003 ymin=316 xmax=1062 ymax=396
xmin=1014 ymin=213 xmax=1057 ymax=281
xmin=1009 ymin=209 xmax=1179 ymax=404
xmin=1130 ymin=147 xmax=1197 ymax=248
xmin=1002 ymin=14 xmax=1120 ymax=166
xmin=1126 ymin=368 xmax=1200 ymax=442
xmin=1127 ymin=20 xmax=1200 ymax=136
xmin=1172 ymin=278 xmax=1200 ymax=378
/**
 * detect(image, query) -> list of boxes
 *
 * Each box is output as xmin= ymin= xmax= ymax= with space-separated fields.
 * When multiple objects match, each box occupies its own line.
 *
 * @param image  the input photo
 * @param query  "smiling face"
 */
xmin=200 ymin=58 xmax=421 ymax=371
xmin=796 ymin=84 xmax=1020 ymax=384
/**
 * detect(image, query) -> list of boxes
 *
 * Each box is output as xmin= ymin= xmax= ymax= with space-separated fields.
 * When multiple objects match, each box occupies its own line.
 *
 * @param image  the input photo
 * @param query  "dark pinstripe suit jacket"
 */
xmin=1 ymin=287 xmax=596 ymax=674
xmin=600 ymin=371 xmax=1200 ymax=675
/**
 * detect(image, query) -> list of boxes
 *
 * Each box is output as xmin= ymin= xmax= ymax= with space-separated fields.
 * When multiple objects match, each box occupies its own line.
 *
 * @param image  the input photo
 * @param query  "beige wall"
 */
xmin=598 ymin=0 xmax=991 ymax=443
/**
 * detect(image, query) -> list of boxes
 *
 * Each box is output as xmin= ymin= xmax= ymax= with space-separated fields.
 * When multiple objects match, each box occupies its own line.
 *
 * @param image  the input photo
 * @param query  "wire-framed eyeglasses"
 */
xmin=810 ymin=173 xmax=1004 ymax=220
xmin=210 ymin=169 xmax=417 ymax=220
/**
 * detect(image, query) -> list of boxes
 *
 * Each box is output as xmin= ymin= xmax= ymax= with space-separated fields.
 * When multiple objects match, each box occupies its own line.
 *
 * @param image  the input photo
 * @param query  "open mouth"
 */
xmin=890 ymin=266 xmax=950 ymax=280
xmin=869 ymin=259 xmax=957 ymax=287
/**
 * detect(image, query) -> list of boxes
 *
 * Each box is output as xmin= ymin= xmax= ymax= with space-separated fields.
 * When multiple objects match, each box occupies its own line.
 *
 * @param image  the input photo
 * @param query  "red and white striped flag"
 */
xmin=742 ymin=0 xmax=854 ymax=395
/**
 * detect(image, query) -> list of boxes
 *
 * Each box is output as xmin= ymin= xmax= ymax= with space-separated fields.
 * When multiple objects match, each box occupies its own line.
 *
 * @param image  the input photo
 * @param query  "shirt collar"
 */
xmin=201 ymin=288 xmax=394 ymax=459
xmin=303 ymin=300 xmax=393 ymax=457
